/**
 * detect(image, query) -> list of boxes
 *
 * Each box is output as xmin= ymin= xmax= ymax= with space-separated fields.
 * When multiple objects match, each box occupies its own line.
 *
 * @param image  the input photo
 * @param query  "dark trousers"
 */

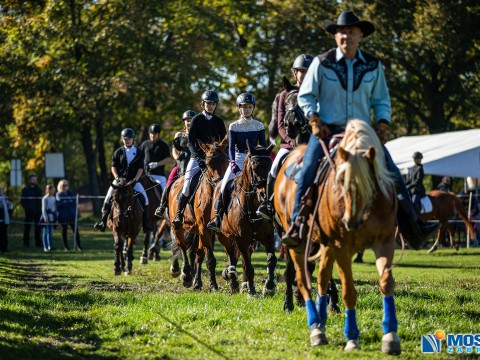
xmin=23 ymin=212 xmax=42 ymax=247
xmin=0 ymin=223 xmax=7 ymax=252
xmin=60 ymin=218 xmax=81 ymax=249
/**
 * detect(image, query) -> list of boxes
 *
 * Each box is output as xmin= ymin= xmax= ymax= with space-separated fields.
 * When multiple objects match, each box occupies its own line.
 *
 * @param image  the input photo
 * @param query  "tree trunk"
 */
xmin=81 ymin=123 xmax=102 ymax=216
xmin=95 ymin=118 xmax=108 ymax=191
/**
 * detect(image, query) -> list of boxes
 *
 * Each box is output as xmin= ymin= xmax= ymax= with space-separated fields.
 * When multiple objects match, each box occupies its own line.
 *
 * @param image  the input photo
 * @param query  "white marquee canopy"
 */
xmin=385 ymin=129 xmax=480 ymax=178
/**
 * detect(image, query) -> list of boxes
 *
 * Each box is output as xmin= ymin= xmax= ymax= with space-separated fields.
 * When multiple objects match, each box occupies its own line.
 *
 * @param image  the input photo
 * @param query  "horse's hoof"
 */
xmin=124 ymin=271 xmax=130 ymax=276
xmin=344 ymin=339 xmax=361 ymax=351
xmin=193 ymin=283 xmax=202 ymax=291
xmin=183 ymin=280 xmax=193 ymax=288
xmin=210 ymin=285 xmax=218 ymax=293
xmin=328 ymin=304 xmax=341 ymax=314
xmin=262 ymin=286 xmax=276 ymax=297
xmin=221 ymin=268 xmax=230 ymax=281
xmin=240 ymin=282 xmax=249 ymax=293
xmin=455 ymin=244 xmax=460 ymax=251
xmin=283 ymin=302 xmax=294 ymax=313
xmin=310 ymin=325 xmax=328 ymax=346
xmin=139 ymin=256 xmax=148 ymax=265
xmin=381 ymin=332 xmax=401 ymax=355
xmin=170 ymin=265 xmax=181 ymax=278
xmin=153 ymin=253 xmax=160 ymax=262
xmin=247 ymin=291 xmax=258 ymax=299
xmin=427 ymin=245 xmax=438 ymax=254
xmin=114 ymin=269 xmax=121 ymax=276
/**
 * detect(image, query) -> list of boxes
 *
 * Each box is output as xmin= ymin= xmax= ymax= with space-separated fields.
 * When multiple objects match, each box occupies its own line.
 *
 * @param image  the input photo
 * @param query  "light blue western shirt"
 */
xmin=298 ymin=48 xmax=391 ymax=126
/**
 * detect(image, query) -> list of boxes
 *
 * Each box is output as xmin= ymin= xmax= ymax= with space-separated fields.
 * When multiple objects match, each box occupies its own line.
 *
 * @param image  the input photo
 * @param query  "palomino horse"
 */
xmin=423 ymin=190 xmax=475 ymax=253
xmin=137 ymin=175 xmax=162 ymax=264
xmin=274 ymin=120 xmax=401 ymax=355
xmin=168 ymin=137 xmax=229 ymax=290
xmin=107 ymin=180 xmax=143 ymax=275
xmin=215 ymin=144 xmax=277 ymax=297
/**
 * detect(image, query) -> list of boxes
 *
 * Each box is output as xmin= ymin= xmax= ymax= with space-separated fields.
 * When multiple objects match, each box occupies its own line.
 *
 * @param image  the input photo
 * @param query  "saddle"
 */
xmin=176 ymin=170 xmax=202 ymax=206
xmin=146 ymin=175 xmax=163 ymax=201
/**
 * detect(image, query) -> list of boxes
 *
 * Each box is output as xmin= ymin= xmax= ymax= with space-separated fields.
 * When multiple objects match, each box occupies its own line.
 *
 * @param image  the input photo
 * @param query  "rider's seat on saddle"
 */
xmin=177 ymin=170 xmax=202 ymax=205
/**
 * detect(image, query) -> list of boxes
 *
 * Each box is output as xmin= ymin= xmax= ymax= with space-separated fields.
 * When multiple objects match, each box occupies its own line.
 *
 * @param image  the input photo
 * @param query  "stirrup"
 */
xmin=154 ymin=207 xmax=165 ymax=219
xmin=256 ymin=201 xmax=273 ymax=221
xmin=207 ymin=217 xmax=221 ymax=233
xmin=93 ymin=221 xmax=106 ymax=232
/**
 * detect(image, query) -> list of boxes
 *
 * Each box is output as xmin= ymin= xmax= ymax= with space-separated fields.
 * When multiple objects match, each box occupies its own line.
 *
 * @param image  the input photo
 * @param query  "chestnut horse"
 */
xmin=107 ymin=180 xmax=143 ymax=275
xmin=274 ymin=120 xmax=401 ymax=355
xmin=168 ymin=138 xmax=230 ymax=290
xmin=423 ymin=190 xmax=475 ymax=253
xmin=215 ymin=144 xmax=277 ymax=297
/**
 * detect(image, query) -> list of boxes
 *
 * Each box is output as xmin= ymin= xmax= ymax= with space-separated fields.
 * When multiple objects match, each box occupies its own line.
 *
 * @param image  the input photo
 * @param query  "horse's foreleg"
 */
xmin=174 ymin=229 xmax=192 ymax=287
xmin=125 ymin=236 xmax=134 ymax=275
xmin=220 ymin=236 xmax=239 ymax=293
xmin=193 ymin=242 xmax=204 ymax=291
xmin=374 ymin=238 xmax=401 ymax=355
xmin=428 ymin=223 xmax=446 ymax=253
xmin=188 ymin=234 xmax=199 ymax=279
xmin=334 ymin=246 xmax=360 ymax=351
xmin=262 ymin=234 xmax=277 ymax=297
xmin=113 ymin=233 xmax=122 ymax=275
xmin=317 ymin=245 xmax=336 ymax=325
xmin=289 ymin=246 xmax=324 ymax=346
xmin=239 ymin=243 xmax=256 ymax=297
xmin=140 ymin=231 xmax=150 ymax=264
xmin=204 ymin=239 xmax=218 ymax=292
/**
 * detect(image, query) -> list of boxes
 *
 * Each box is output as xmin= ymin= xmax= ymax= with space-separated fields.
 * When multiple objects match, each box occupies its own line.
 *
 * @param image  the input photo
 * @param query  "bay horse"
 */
xmin=423 ymin=190 xmax=475 ymax=253
xmin=274 ymin=120 xmax=401 ymax=354
xmin=107 ymin=179 xmax=143 ymax=275
xmin=215 ymin=144 xmax=277 ymax=297
xmin=168 ymin=137 xmax=230 ymax=290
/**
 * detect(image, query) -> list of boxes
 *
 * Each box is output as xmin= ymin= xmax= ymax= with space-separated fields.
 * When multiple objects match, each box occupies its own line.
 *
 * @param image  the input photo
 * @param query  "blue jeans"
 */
xmin=290 ymin=133 xmax=409 ymax=224
xmin=42 ymin=224 xmax=53 ymax=250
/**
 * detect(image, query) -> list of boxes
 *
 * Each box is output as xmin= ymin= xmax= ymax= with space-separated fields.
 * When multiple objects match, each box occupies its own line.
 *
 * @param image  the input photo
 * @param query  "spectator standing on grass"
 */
xmin=56 ymin=179 xmax=82 ymax=251
xmin=0 ymin=185 xmax=14 ymax=253
xmin=41 ymin=184 xmax=57 ymax=252
xmin=20 ymin=174 xmax=43 ymax=249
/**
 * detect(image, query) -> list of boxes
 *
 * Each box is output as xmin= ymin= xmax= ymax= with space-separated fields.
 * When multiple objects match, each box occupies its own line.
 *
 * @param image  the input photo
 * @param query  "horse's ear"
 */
xmin=338 ymin=146 xmax=349 ymax=162
xmin=219 ymin=134 xmax=228 ymax=149
xmin=283 ymin=76 xmax=295 ymax=91
xmin=267 ymin=143 xmax=274 ymax=153
xmin=364 ymin=146 xmax=376 ymax=164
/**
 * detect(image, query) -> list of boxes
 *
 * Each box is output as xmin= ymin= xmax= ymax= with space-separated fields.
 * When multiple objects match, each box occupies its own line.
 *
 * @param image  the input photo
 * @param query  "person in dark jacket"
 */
xmin=94 ymin=128 xmax=149 ymax=232
xmin=171 ymin=90 xmax=227 ymax=229
xmin=437 ymin=176 xmax=451 ymax=193
xmin=139 ymin=124 xmax=171 ymax=190
xmin=406 ymin=152 xmax=426 ymax=212
xmin=20 ymin=174 xmax=43 ymax=248
xmin=0 ymin=185 xmax=13 ymax=253
xmin=56 ymin=179 xmax=82 ymax=250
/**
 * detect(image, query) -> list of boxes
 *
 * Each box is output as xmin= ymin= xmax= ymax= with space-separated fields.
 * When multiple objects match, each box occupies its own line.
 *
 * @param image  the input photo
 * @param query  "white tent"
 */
xmin=385 ymin=129 xmax=480 ymax=178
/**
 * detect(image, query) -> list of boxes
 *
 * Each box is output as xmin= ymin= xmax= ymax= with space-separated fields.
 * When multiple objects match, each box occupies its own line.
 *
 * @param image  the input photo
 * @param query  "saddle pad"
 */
xmin=420 ymin=196 xmax=433 ymax=214
xmin=284 ymin=162 xmax=303 ymax=184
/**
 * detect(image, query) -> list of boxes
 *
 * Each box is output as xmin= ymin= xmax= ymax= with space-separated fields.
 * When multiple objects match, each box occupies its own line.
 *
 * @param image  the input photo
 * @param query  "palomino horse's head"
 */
xmin=244 ymin=143 xmax=274 ymax=190
xmin=334 ymin=120 xmax=395 ymax=230
xmin=111 ymin=180 xmax=135 ymax=227
xmin=199 ymin=135 xmax=229 ymax=184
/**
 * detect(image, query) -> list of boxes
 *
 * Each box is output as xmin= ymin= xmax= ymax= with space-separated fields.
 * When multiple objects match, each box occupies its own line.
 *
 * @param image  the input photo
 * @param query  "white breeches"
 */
xmin=270 ymin=147 xmax=291 ymax=177
xmin=182 ymin=158 xmax=201 ymax=197
xmin=220 ymin=152 xmax=246 ymax=194
xmin=104 ymin=180 xmax=148 ymax=205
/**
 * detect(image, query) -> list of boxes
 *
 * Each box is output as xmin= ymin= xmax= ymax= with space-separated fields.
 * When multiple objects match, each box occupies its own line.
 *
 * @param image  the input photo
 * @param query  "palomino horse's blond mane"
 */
xmin=335 ymin=119 xmax=395 ymax=206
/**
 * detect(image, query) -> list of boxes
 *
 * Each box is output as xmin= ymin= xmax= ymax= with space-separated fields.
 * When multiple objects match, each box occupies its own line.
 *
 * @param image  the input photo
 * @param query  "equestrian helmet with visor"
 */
xmin=292 ymin=54 xmax=314 ymax=70
xmin=149 ymin=124 xmax=161 ymax=134
xmin=236 ymin=93 xmax=256 ymax=107
xmin=121 ymin=128 xmax=135 ymax=139
xmin=201 ymin=89 xmax=219 ymax=104
xmin=182 ymin=110 xmax=197 ymax=120
xmin=413 ymin=151 xmax=423 ymax=159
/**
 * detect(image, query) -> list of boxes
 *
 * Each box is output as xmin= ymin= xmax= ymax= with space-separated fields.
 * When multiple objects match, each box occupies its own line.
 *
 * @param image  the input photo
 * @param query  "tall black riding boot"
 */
xmin=172 ymin=194 xmax=189 ymax=230
xmin=155 ymin=186 xmax=170 ymax=219
xmin=142 ymin=204 xmax=152 ymax=233
xmin=93 ymin=201 xmax=111 ymax=232
xmin=256 ymin=174 xmax=275 ymax=220
xmin=207 ymin=196 xmax=225 ymax=233
xmin=397 ymin=193 xmax=438 ymax=250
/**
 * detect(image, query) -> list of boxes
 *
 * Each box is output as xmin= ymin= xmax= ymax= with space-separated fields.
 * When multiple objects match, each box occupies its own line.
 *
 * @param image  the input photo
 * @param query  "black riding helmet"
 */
xmin=292 ymin=54 xmax=314 ymax=70
xmin=149 ymin=124 xmax=161 ymax=134
xmin=201 ymin=89 xmax=219 ymax=103
xmin=236 ymin=93 xmax=256 ymax=107
xmin=413 ymin=151 xmax=423 ymax=159
xmin=182 ymin=110 xmax=197 ymax=120
xmin=121 ymin=128 xmax=135 ymax=139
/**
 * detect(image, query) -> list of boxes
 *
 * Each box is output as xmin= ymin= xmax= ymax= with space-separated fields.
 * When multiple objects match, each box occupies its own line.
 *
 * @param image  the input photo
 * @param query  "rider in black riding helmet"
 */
xmin=94 ymin=128 xmax=150 ymax=232
xmin=171 ymin=90 xmax=227 ymax=230
xmin=256 ymin=54 xmax=314 ymax=221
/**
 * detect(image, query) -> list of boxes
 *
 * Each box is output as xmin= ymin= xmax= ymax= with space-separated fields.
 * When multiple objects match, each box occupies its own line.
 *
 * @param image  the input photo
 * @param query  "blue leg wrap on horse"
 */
xmin=344 ymin=309 xmax=360 ymax=340
xmin=316 ymin=294 xmax=328 ymax=324
xmin=306 ymin=299 xmax=321 ymax=330
xmin=382 ymin=296 xmax=398 ymax=334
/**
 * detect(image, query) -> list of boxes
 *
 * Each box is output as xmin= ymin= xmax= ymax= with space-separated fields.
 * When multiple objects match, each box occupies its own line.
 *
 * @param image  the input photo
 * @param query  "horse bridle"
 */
xmin=203 ymin=150 xmax=229 ymax=186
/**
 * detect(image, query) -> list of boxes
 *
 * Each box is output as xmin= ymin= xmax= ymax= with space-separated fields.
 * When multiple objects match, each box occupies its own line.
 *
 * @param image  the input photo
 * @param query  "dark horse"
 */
xmin=107 ymin=179 xmax=143 ymax=275
xmin=423 ymin=190 xmax=475 ymax=253
xmin=282 ymin=76 xmax=311 ymax=146
xmin=275 ymin=120 xmax=401 ymax=354
xmin=168 ymin=137 xmax=229 ymax=290
xmin=215 ymin=144 xmax=277 ymax=297
xmin=137 ymin=175 xmax=163 ymax=264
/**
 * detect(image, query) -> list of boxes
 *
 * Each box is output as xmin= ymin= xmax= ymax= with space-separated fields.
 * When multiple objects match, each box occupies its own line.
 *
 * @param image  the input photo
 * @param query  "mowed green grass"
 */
xmin=0 ymin=223 xmax=479 ymax=360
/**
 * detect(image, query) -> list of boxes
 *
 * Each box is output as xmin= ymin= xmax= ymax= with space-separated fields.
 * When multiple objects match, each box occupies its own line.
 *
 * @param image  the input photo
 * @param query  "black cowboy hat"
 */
xmin=324 ymin=10 xmax=375 ymax=38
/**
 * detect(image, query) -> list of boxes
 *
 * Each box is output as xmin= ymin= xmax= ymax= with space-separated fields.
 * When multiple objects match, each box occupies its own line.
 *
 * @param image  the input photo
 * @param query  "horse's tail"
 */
xmin=453 ymin=195 xmax=475 ymax=239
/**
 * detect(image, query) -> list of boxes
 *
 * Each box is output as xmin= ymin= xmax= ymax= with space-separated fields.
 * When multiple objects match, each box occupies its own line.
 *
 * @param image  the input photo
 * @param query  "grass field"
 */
xmin=1 ymin=222 xmax=479 ymax=360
